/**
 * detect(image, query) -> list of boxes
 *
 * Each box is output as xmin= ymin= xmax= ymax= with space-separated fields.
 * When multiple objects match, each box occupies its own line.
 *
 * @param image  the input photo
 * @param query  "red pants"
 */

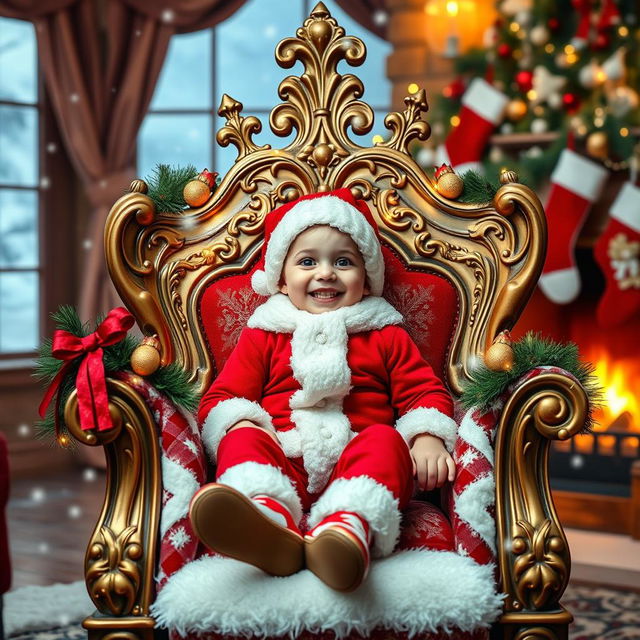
xmin=216 ymin=424 xmax=414 ymax=556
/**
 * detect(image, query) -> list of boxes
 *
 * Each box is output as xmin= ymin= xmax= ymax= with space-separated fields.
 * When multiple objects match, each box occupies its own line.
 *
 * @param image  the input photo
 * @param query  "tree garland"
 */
xmin=145 ymin=164 xmax=199 ymax=213
xmin=460 ymin=332 xmax=602 ymax=432
xmin=34 ymin=306 xmax=200 ymax=446
xmin=458 ymin=170 xmax=502 ymax=204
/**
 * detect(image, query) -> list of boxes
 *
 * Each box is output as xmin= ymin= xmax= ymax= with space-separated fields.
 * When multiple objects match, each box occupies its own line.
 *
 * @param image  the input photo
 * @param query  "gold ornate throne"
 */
xmin=66 ymin=4 xmax=589 ymax=640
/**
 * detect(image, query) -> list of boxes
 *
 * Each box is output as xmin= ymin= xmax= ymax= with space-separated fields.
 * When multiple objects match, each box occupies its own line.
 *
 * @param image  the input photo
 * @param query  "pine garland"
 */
xmin=460 ymin=332 xmax=602 ymax=433
xmin=145 ymin=164 xmax=199 ymax=213
xmin=458 ymin=170 xmax=502 ymax=204
xmin=34 ymin=305 xmax=200 ymax=445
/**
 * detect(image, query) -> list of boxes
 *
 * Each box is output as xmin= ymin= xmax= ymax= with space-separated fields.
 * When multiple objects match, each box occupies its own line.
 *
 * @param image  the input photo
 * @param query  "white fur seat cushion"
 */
xmin=151 ymin=550 xmax=503 ymax=638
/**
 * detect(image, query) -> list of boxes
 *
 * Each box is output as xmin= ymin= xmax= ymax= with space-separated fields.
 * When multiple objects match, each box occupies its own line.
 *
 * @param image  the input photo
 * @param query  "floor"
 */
xmin=6 ymin=467 xmax=640 ymax=590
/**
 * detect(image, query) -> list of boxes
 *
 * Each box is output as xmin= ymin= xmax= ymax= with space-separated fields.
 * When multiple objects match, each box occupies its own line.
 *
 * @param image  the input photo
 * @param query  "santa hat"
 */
xmin=251 ymin=188 xmax=385 ymax=297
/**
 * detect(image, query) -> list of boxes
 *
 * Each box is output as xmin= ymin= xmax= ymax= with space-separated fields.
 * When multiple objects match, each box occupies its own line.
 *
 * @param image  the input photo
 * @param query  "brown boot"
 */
xmin=189 ymin=484 xmax=304 ymax=577
xmin=305 ymin=511 xmax=371 ymax=592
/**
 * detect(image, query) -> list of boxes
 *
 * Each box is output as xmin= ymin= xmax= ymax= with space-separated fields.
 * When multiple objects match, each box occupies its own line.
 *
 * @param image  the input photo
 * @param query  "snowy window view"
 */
xmin=0 ymin=17 xmax=40 ymax=354
xmin=137 ymin=0 xmax=392 ymax=180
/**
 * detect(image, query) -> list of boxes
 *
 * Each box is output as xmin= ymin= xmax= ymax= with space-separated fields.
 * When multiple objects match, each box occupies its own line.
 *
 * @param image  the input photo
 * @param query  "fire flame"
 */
xmin=590 ymin=349 xmax=640 ymax=433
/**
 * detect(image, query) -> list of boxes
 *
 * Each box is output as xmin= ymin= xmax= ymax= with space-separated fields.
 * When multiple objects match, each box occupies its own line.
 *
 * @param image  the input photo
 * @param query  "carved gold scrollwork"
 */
xmin=495 ymin=372 xmax=588 ymax=615
xmin=512 ymin=520 xmax=567 ymax=609
xmin=377 ymin=188 xmax=427 ymax=233
xmin=378 ymin=89 xmax=431 ymax=153
xmin=514 ymin=627 xmax=559 ymax=640
xmin=217 ymin=94 xmax=270 ymax=160
xmin=86 ymin=525 xmax=141 ymax=615
xmin=270 ymin=3 xmax=373 ymax=157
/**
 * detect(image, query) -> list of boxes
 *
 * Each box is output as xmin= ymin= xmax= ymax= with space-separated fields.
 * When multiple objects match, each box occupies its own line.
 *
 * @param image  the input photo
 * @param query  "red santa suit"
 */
xmin=198 ymin=292 xmax=456 ymax=557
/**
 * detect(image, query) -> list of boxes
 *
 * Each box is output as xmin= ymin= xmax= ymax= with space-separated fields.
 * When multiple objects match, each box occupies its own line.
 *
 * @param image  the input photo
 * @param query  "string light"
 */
xmin=407 ymin=83 xmax=419 ymax=94
xmin=564 ymin=44 xmax=576 ymax=54
xmin=618 ymin=26 xmax=629 ymax=36
xmin=545 ymin=43 xmax=555 ymax=53
xmin=620 ymin=128 xmax=630 ymax=137
xmin=510 ymin=22 xmax=520 ymax=32
xmin=527 ymin=90 xmax=538 ymax=101
xmin=450 ymin=115 xmax=461 ymax=127
xmin=534 ymin=106 xmax=545 ymax=116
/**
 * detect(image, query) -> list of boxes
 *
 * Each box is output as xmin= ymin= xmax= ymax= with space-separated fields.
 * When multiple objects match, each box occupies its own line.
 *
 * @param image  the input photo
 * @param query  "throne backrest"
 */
xmin=105 ymin=2 xmax=546 ymax=397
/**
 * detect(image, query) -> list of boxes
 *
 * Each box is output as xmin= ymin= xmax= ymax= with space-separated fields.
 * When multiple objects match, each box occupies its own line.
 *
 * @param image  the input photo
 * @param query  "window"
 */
xmin=0 ymin=17 xmax=40 ymax=355
xmin=138 ymin=0 xmax=392 ymax=179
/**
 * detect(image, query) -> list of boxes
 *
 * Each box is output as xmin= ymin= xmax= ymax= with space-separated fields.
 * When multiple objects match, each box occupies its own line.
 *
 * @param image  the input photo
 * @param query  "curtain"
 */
xmin=334 ymin=0 xmax=388 ymax=40
xmin=0 ymin=0 xmax=246 ymax=321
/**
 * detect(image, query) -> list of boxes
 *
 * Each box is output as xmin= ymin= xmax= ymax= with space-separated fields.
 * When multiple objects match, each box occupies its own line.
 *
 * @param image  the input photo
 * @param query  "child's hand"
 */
xmin=409 ymin=434 xmax=455 ymax=491
xmin=226 ymin=420 xmax=281 ymax=444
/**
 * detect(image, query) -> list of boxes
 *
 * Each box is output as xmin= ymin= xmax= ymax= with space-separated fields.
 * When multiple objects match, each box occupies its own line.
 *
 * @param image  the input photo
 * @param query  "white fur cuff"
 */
xmin=217 ymin=461 xmax=303 ymax=523
xmin=307 ymin=476 xmax=401 ymax=557
xmin=201 ymin=398 xmax=276 ymax=464
xmin=395 ymin=407 xmax=457 ymax=453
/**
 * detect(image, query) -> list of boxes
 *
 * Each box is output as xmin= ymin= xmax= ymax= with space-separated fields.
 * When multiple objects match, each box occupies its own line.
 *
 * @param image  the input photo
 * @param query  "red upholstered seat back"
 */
xmin=199 ymin=245 xmax=459 ymax=385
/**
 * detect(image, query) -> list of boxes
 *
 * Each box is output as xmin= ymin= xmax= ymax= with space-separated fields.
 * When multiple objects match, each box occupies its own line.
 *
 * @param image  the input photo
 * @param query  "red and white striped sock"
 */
xmin=436 ymin=78 xmax=508 ymax=174
xmin=539 ymin=148 xmax=608 ymax=304
xmin=306 ymin=511 xmax=371 ymax=560
xmin=252 ymin=494 xmax=301 ymax=534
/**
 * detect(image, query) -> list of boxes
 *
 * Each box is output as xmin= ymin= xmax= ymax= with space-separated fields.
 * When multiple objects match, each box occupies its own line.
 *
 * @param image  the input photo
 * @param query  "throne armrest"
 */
xmin=65 ymin=376 xmax=163 ymax=639
xmin=493 ymin=367 xmax=589 ymax=637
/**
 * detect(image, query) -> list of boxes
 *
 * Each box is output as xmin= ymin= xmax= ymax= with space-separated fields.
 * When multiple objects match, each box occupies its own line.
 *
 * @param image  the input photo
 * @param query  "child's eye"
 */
xmin=298 ymin=257 xmax=315 ymax=267
xmin=335 ymin=257 xmax=352 ymax=267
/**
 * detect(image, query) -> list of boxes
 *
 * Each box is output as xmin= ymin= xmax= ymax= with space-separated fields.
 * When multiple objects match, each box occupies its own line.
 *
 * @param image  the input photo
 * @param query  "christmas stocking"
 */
xmin=594 ymin=182 xmax=640 ymax=327
xmin=539 ymin=148 xmax=608 ymax=304
xmin=436 ymin=78 xmax=508 ymax=174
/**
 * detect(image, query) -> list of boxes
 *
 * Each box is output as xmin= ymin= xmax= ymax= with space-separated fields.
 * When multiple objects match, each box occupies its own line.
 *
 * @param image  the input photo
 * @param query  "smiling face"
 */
xmin=278 ymin=225 xmax=369 ymax=313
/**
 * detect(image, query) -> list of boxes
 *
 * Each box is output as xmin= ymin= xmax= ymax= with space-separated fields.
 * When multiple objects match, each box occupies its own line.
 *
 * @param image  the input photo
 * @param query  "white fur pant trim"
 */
xmin=201 ymin=398 xmax=276 ymax=464
xmin=217 ymin=461 xmax=303 ymax=524
xmin=307 ymin=475 xmax=401 ymax=557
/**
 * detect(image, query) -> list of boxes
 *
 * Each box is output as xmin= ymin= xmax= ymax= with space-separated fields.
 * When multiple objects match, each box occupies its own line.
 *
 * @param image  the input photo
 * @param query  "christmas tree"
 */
xmin=415 ymin=0 xmax=640 ymax=312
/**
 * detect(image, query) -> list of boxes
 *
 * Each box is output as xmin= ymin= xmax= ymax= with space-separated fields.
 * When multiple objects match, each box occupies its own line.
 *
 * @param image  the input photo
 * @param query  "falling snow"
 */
xmin=161 ymin=9 xmax=175 ymax=23
xmin=373 ymin=10 xmax=388 ymax=26
xmin=68 ymin=505 xmax=82 ymax=519
xmin=17 ymin=423 xmax=31 ymax=437
xmin=83 ymin=468 xmax=97 ymax=482
xmin=46 ymin=142 xmax=57 ymax=153
xmin=30 ymin=487 xmax=46 ymax=503
xmin=82 ymin=239 xmax=93 ymax=250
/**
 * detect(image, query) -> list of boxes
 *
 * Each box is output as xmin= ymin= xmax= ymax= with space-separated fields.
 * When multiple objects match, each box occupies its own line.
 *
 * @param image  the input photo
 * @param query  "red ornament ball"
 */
xmin=443 ymin=77 xmax=466 ymax=100
xmin=548 ymin=17 xmax=560 ymax=31
xmin=515 ymin=70 xmax=534 ymax=93
xmin=562 ymin=92 xmax=580 ymax=112
xmin=593 ymin=32 xmax=610 ymax=50
xmin=497 ymin=43 xmax=512 ymax=58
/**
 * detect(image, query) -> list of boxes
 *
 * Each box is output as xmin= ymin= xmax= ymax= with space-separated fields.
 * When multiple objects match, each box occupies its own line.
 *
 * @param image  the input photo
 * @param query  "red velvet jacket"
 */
xmin=198 ymin=294 xmax=456 ymax=492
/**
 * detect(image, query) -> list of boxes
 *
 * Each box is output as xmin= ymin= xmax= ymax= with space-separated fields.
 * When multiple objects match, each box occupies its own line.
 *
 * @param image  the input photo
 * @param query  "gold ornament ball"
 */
xmin=506 ymin=99 xmax=528 ymax=121
xmin=183 ymin=179 xmax=211 ymax=207
xmin=436 ymin=172 xmax=464 ymax=199
xmin=131 ymin=341 xmax=161 ymax=376
xmin=586 ymin=131 xmax=609 ymax=160
xmin=484 ymin=331 xmax=514 ymax=371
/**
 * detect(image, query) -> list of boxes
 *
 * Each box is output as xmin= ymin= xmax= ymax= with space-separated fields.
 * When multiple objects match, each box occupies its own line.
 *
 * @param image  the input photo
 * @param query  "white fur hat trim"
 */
xmin=252 ymin=195 xmax=384 ymax=296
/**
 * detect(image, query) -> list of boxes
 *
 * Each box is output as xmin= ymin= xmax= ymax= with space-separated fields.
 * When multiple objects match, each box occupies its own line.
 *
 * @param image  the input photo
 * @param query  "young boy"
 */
xmin=190 ymin=188 xmax=457 ymax=592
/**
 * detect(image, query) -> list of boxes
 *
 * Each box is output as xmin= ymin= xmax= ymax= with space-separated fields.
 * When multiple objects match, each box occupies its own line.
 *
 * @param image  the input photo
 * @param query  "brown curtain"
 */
xmin=0 ymin=0 xmax=246 ymax=321
xmin=334 ymin=0 xmax=388 ymax=40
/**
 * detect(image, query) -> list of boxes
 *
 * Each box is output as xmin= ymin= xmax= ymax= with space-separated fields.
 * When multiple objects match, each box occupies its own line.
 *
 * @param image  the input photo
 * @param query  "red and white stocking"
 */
xmin=539 ymin=148 xmax=608 ymax=304
xmin=436 ymin=78 xmax=508 ymax=174
xmin=594 ymin=182 xmax=640 ymax=327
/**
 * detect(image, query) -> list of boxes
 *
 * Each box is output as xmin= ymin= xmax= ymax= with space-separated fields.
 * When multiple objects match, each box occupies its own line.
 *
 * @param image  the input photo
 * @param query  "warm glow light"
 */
xmin=527 ymin=90 xmax=537 ymax=101
xmin=621 ymin=127 xmax=630 ymax=137
xmin=595 ymin=69 xmax=607 ymax=83
xmin=566 ymin=53 xmax=578 ymax=65
xmin=372 ymin=134 xmax=384 ymax=144
xmin=545 ymin=43 xmax=555 ymax=53
xmin=594 ymin=117 xmax=605 ymax=127
xmin=619 ymin=26 xmax=629 ymax=36
xmin=450 ymin=115 xmax=461 ymax=126
xmin=510 ymin=21 xmax=520 ymax=32
xmin=564 ymin=44 xmax=576 ymax=54
xmin=446 ymin=0 xmax=459 ymax=17
xmin=534 ymin=106 xmax=544 ymax=115
xmin=407 ymin=83 xmax=420 ymax=94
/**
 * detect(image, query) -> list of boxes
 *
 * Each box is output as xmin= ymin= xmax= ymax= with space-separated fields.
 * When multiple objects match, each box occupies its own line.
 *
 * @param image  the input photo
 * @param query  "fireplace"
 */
xmin=550 ymin=347 xmax=640 ymax=538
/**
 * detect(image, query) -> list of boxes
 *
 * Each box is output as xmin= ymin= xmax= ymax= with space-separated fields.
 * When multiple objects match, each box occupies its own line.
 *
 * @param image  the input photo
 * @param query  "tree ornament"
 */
xmin=562 ymin=92 xmax=580 ymax=112
xmin=183 ymin=169 xmax=218 ymax=208
xmin=506 ymin=98 xmax=528 ymax=121
xmin=531 ymin=118 xmax=548 ymax=133
xmin=515 ymin=70 xmax=534 ymax=92
xmin=586 ymin=131 xmax=609 ymax=159
xmin=131 ymin=336 xmax=162 ymax=376
xmin=607 ymin=86 xmax=639 ymax=118
xmin=434 ymin=164 xmax=464 ymax=199
xmin=601 ymin=47 xmax=627 ymax=81
xmin=578 ymin=60 xmax=605 ymax=88
xmin=593 ymin=31 xmax=610 ymax=50
xmin=443 ymin=77 xmax=466 ymax=100
xmin=484 ymin=330 xmax=514 ymax=371
xmin=531 ymin=66 xmax=566 ymax=106
xmin=547 ymin=17 xmax=560 ymax=31
xmin=530 ymin=24 xmax=550 ymax=45
xmin=497 ymin=43 xmax=513 ymax=58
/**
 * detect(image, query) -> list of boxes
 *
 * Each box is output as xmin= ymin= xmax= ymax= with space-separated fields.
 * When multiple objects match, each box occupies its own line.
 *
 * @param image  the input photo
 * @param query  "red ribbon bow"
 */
xmin=39 ymin=307 xmax=135 ymax=435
